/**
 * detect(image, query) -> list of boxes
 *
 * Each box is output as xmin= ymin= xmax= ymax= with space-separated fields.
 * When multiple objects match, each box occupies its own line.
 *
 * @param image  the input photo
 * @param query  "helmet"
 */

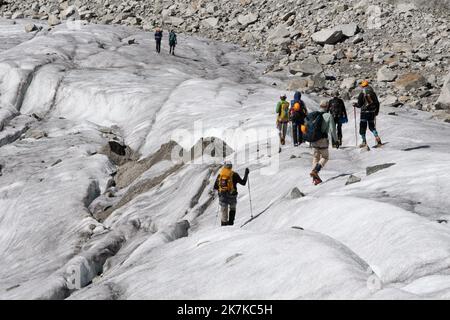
xmin=223 ymin=161 xmax=233 ymax=169
xmin=360 ymin=80 xmax=369 ymax=88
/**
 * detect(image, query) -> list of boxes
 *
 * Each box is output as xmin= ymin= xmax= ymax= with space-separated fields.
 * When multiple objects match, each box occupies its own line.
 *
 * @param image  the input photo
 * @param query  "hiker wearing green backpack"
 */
xmin=169 ymin=30 xmax=177 ymax=56
xmin=276 ymin=94 xmax=290 ymax=146
xmin=303 ymin=100 xmax=337 ymax=185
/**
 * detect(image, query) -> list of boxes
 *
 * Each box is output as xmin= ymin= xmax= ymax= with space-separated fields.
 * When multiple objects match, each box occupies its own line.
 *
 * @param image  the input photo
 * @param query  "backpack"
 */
xmin=290 ymin=100 xmax=307 ymax=122
xmin=169 ymin=32 xmax=177 ymax=43
xmin=303 ymin=111 xmax=327 ymax=143
xmin=363 ymin=88 xmax=379 ymax=113
xmin=218 ymin=167 xmax=234 ymax=193
xmin=328 ymin=98 xmax=343 ymax=117
xmin=278 ymin=101 xmax=290 ymax=122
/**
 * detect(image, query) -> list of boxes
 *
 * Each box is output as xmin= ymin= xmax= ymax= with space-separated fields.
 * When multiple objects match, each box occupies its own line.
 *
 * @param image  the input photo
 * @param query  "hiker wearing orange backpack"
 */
xmin=290 ymin=91 xmax=308 ymax=147
xmin=214 ymin=162 xmax=250 ymax=226
xmin=276 ymin=94 xmax=290 ymax=146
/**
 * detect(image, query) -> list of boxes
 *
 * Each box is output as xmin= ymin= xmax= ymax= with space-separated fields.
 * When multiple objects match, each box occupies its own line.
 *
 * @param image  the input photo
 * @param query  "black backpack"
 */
xmin=329 ymin=98 xmax=344 ymax=117
xmin=303 ymin=111 xmax=327 ymax=143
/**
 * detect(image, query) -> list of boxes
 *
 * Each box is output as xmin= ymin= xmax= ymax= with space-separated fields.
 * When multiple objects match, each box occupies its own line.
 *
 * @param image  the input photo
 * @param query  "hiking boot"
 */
xmin=359 ymin=141 xmax=367 ymax=148
xmin=221 ymin=221 xmax=228 ymax=226
xmin=310 ymin=170 xmax=320 ymax=179
xmin=310 ymin=170 xmax=322 ymax=185
xmin=375 ymin=136 xmax=382 ymax=147
xmin=313 ymin=177 xmax=323 ymax=185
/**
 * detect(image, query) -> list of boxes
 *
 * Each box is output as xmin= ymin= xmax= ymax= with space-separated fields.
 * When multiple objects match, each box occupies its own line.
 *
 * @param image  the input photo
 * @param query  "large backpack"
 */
xmin=278 ymin=101 xmax=290 ymax=122
xmin=169 ymin=32 xmax=177 ymax=44
xmin=363 ymin=88 xmax=380 ymax=113
xmin=303 ymin=111 xmax=326 ymax=143
xmin=290 ymin=100 xmax=307 ymax=122
xmin=218 ymin=167 xmax=234 ymax=193
xmin=328 ymin=98 xmax=343 ymax=117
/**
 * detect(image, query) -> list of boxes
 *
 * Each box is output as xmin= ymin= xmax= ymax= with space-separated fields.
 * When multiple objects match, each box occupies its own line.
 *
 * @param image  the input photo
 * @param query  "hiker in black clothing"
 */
xmin=289 ymin=91 xmax=308 ymax=147
xmin=213 ymin=162 xmax=249 ymax=226
xmin=328 ymin=91 xmax=348 ymax=149
xmin=155 ymin=27 xmax=163 ymax=53
xmin=353 ymin=80 xmax=383 ymax=148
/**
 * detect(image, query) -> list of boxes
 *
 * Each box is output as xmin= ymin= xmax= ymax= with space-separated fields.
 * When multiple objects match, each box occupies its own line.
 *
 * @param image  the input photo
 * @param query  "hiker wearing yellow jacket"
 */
xmin=214 ymin=162 xmax=249 ymax=226
xmin=276 ymin=94 xmax=290 ymax=146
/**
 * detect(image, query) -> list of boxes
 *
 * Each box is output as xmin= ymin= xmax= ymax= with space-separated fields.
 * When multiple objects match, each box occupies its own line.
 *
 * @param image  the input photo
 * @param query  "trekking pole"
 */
xmin=353 ymin=106 xmax=358 ymax=147
xmin=247 ymin=176 xmax=254 ymax=219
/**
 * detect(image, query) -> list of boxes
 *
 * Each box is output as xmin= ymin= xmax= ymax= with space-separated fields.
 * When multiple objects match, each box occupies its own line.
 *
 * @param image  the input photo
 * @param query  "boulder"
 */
xmin=202 ymin=17 xmax=219 ymax=29
xmin=12 ymin=11 xmax=24 ymax=19
xmin=290 ymin=187 xmax=305 ymax=199
xmin=381 ymin=95 xmax=402 ymax=107
xmin=237 ymin=13 xmax=258 ymax=27
xmin=436 ymin=72 xmax=450 ymax=110
xmin=366 ymin=163 xmax=396 ymax=176
xmin=311 ymin=28 xmax=345 ymax=45
xmin=337 ymin=23 xmax=359 ymax=37
xmin=318 ymin=54 xmax=335 ymax=65
xmin=377 ymin=66 xmax=397 ymax=82
xmin=168 ymin=17 xmax=184 ymax=27
xmin=287 ymin=78 xmax=310 ymax=91
xmin=48 ymin=15 xmax=61 ymax=26
xmin=62 ymin=5 xmax=77 ymax=19
xmin=394 ymin=73 xmax=428 ymax=91
xmin=268 ymin=24 xmax=290 ymax=42
xmin=340 ymin=77 xmax=357 ymax=90
xmin=25 ymin=23 xmax=38 ymax=33
xmin=289 ymin=57 xmax=323 ymax=76
xmin=345 ymin=175 xmax=362 ymax=185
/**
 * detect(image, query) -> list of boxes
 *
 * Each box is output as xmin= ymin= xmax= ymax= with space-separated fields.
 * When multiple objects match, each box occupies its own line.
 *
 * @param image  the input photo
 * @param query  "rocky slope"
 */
xmin=0 ymin=0 xmax=449 ymax=120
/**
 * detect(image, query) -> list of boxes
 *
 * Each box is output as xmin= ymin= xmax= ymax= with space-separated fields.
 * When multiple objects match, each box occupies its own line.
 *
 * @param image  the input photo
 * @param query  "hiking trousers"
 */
xmin=312 ymin=138 xmax=330 ymax=169
xmin=156 ymin=39 xmax=162 ymax=53
xmin=169 ymin=45 xmax=175 ymax=55
xmin=359 ymin=112 xmax=378 ymax=136
xmin=277 ymin=121 xmax=288 ymax=140
xmin=219 ymin=193 xmax=237 ymax=226
xmin=292 ymin=121 xmax=303 ymax=145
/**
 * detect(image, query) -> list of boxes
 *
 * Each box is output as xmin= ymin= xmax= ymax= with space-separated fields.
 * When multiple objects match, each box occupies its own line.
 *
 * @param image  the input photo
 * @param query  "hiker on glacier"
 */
xmin=290 ymin=91 xmax=308 ymax=147
xmin=213 ymin=162 xmax=250 ymax=226
xmin=328 ymin=91 xmax=348 ymax=149
xmin=155 ymin=27 xmax=163 ymax=53
xmin=304 ymin=100 xmax=337 ymax=185
xmin=353 ymin=80 xmax=383 ymax=149
xmin=276 ymin=94 xmax=290 ymax=146
xmin=169 ymin=30 xmax=177 ymax=55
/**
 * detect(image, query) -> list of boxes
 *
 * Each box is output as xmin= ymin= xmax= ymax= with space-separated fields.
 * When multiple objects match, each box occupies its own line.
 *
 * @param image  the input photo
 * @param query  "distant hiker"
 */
xmin=290 ymin=91 xmax=308 ymax=147
xmin=155 ymin=27 xmax=163 ymax=53
xmin=303 ymin=100 xmax=337 ymax=185
xmin=214 ymin=162 xmax=250 ymax=226
xmin=328 ymin=91 xmax=348 ymax=149
xmin=276 ymin=94 xmax=290 ymax=146
xmin=353 ymin=80 xmax=382 ymax=148
xmin=169 ymin=30 xmax=177 ymax=55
